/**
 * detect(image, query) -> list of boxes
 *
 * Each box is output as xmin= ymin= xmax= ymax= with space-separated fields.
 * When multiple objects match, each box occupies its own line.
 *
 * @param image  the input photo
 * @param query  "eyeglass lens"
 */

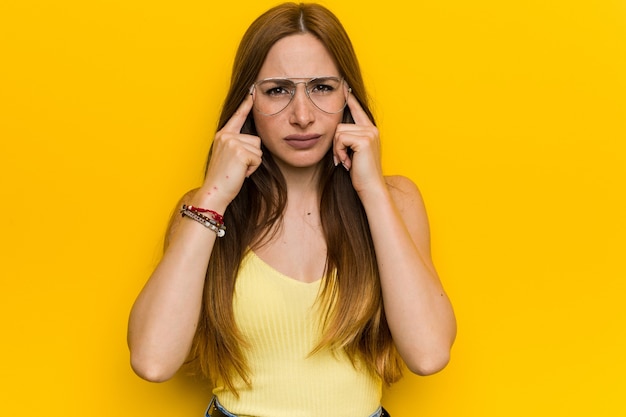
xmin=252 ymin=77 xmax=348 ymax=115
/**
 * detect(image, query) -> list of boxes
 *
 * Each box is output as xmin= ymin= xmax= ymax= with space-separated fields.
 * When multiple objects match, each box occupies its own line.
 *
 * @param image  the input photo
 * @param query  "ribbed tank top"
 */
xmin=212 ymin=250 xmax=382 ymax=417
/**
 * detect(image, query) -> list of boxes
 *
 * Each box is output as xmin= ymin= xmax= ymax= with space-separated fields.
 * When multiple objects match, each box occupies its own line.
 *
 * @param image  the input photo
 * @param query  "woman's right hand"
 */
xmin=196 ymin=94 xmax=262 ymax=208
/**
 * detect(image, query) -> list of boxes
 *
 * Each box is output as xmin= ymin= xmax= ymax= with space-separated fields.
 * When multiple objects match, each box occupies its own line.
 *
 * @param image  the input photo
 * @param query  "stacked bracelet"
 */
xmin=186 ymin=205 xmax=224 ymax=224
xmin=180 ymin=205 xmax=226 ymax=237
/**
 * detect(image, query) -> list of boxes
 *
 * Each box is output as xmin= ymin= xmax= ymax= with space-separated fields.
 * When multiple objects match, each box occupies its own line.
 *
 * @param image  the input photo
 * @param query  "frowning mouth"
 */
xmin=284 ymin=134 xmax=322 ymax=141
xmin=284 ymin=134 xmax=322 ymax=150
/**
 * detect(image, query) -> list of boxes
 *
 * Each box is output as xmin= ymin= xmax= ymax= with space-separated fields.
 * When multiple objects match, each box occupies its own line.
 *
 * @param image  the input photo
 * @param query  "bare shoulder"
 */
xmin=384 ymin=175 xmax=432 ymax=257
xmin=384 ymin=175 xmax=425 ymax=212
xmin=178 ymin=188 xmax=200 ymax=205
xmin=163 ymin=188 xmax=200 ymax=249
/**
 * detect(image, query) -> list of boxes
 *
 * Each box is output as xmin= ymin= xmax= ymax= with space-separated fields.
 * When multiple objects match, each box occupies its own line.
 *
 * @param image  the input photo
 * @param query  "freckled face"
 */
xmin=252 ymin=33 xmax=344 ymax=170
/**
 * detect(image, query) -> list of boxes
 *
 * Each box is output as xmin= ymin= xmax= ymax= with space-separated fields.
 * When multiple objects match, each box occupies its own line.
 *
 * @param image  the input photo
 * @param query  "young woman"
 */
xmin=128 ymin=3 xmax=456 ymax=416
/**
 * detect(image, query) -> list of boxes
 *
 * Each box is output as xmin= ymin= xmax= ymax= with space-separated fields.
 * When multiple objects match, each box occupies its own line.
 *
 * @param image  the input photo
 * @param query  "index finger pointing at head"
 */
xmin=347 ymin=93 xmax=374 ymax=126
xmin=223 ymin=93 xmax=254 ymax=133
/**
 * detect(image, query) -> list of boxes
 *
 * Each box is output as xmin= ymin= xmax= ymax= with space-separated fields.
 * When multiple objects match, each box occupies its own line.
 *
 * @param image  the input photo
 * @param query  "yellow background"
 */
xmin=1 ymin=0 xmax=624 ymax=416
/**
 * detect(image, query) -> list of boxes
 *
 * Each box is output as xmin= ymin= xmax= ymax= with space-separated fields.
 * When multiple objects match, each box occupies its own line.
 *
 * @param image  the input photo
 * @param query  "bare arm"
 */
xmin=362 ymin=176 xmax=456 ymax=375
xmin=127 ymin=190 xmax=222 ymax=382
xmin=334 ymin=95 xmax=456 ymax=375
xmin=127 ymin=95 xmax=262 ymax=381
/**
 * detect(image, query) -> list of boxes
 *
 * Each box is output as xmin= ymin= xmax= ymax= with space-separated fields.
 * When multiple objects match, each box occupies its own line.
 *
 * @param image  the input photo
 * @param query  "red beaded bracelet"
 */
xmin=186 ymin=205 xmax=224 ymax=224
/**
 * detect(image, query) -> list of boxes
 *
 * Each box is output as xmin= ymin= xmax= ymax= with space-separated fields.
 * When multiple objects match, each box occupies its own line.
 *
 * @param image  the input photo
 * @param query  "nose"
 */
xmin=288 ymin=83 xmax=315 ymax=127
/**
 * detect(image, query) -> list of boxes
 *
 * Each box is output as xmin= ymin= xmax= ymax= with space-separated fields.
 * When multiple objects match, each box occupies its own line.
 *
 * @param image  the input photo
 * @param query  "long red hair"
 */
xmin=186 ymin=2 xmax=403 ymax=394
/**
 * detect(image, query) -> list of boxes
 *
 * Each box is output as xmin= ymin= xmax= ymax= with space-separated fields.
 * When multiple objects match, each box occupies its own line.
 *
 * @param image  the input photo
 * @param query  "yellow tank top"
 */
xmin=212 ymin=250 xmax=382 ymax=417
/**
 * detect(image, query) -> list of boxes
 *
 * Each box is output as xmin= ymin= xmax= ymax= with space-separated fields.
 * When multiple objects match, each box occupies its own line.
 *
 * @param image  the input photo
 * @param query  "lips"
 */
xmin=284 ymin=133 xmax=322 ymax=150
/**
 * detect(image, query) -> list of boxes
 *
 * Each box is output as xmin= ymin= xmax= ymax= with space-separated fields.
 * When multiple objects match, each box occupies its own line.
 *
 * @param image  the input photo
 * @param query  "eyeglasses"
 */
xmin=250 ymin=76 xmax=351 ymax=116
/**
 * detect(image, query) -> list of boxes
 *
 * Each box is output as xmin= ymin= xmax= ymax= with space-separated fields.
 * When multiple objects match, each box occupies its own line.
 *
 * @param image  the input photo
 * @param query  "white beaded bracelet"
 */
xmin=180 ymin=206 xmax=226 ymax=237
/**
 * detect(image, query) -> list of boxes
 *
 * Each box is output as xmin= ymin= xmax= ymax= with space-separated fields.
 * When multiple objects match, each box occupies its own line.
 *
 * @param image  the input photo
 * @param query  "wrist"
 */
xmin=189 ymin=187 xmax=231 ymax=215
xmin=180 ymin=205 xmax=227 ymax=237
xmin=355 ymin=179 xmax=390 ymax=205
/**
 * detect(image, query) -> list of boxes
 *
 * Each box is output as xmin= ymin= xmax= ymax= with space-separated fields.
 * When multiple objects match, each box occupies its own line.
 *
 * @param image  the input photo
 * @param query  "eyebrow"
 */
xmin=256 ymin=76 xmax=342 ymax=82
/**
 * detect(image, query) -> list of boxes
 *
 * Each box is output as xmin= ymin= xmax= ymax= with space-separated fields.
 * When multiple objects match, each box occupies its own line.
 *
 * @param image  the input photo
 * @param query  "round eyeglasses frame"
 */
xmin=249 ymin=76 xmax=352 ymax=116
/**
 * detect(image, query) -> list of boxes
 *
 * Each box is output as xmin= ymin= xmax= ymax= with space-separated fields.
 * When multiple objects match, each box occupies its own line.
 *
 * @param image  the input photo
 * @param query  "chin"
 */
xmin=276 ymin=152 xmax=330 ymax=170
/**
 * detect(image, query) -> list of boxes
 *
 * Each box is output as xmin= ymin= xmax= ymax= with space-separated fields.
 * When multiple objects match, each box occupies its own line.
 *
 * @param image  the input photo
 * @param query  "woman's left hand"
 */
xmin=333 ymin=93 xmax=385 ymax=195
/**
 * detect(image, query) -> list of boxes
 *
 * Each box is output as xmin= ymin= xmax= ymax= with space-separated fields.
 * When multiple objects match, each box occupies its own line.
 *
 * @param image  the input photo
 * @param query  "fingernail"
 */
xmin=342 ymin=162 xmax=349 ymax=172
xmin=333 ymin=155 xmax=339 ymax=166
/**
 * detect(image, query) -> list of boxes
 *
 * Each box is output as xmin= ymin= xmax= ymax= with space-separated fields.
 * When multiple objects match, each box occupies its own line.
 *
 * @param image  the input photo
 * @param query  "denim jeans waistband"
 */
xmin=204 ymin=396 xmax=387 ymax=417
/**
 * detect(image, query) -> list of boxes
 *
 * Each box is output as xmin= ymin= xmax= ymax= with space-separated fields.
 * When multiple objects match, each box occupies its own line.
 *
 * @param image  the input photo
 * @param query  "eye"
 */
xmin=309 ymin=78 xmax=340 ymax=95
xmin=258 ymin=80 xmax=294 ymax=97
xmin=264 ymin=86 xmax=291 ymax=97
xmin=311 ymin=84 xmax=333 ymax=93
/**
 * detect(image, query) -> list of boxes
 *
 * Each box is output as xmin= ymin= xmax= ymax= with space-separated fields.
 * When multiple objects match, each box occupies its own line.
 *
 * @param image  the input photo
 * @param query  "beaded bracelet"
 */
xmin=180 ymin=205 xmax=226 ymax=237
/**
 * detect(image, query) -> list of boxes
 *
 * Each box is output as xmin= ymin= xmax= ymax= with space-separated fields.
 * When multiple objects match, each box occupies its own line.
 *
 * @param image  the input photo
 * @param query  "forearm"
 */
xmin=359 ymin=182 xmax=456 ymax=375
xmin=127 ymin=193 xmax=227 ymax=381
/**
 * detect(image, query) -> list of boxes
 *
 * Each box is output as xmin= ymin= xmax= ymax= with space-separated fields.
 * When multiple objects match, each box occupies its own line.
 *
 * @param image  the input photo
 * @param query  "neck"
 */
xmin=274 ymin=161 xmax=325 ymax=216
xmin=277 ymin=162 xmax=322 ymax=196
